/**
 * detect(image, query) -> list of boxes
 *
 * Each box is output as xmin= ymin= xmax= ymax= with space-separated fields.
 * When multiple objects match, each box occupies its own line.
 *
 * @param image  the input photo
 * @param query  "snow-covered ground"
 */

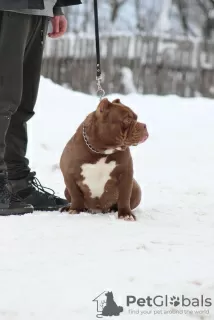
xmin=0 ymin=78 xmax=214 ymax=320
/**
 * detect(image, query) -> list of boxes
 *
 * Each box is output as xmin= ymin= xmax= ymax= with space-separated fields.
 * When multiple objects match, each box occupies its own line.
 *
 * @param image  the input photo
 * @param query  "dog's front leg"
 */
xmin=117 ymin=167 xmax=136 ymax=221
xmin=60 ymin=175 xmax=85 ymax=214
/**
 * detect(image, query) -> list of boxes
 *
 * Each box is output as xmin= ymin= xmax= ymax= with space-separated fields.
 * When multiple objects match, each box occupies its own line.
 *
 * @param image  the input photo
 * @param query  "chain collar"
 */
xmin=82 ymin=125 xmax=104 ymax=154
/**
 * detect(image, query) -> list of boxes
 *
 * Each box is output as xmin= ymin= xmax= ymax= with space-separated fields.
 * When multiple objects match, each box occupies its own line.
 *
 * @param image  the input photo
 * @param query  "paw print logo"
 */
xmin=170 ymin=296 xmax=180 ymax=307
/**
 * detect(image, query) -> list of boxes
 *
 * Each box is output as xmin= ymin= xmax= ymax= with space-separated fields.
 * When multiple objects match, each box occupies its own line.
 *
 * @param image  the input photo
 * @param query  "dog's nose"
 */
xmin=143 ymin=124 xmax=147 ymax=129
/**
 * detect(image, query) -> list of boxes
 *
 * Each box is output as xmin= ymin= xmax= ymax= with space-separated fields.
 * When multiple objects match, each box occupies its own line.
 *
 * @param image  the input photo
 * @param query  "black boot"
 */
xmin=9 ymin=172 xmax=68 ymax=211
xmin=0 ymin=171 xmax=33 ymax=216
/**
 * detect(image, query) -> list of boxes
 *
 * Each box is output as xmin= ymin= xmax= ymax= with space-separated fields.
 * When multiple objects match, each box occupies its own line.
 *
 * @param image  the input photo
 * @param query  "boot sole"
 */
xmin=0 ymin=207 xmax=33 ymax=216
xmin=33 ymin=206 xmax=62 ymax=212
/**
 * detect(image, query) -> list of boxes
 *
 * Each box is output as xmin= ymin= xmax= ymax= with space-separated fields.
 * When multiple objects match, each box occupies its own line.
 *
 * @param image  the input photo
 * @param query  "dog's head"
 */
xmin=92 ymin=98 xmax=148 ymax=151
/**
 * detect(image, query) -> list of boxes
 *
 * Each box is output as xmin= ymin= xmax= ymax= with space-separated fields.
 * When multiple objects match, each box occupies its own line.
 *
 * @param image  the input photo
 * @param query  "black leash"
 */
xmin=93 ymin=0 xmax=105 ymax=100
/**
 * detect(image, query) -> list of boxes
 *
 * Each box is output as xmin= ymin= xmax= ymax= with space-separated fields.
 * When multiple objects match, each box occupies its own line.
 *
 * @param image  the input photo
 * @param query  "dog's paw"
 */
xmin=68 ymin=209 xmax=80 ymax=215
xmin=60 ymin=204 xmax=85 ymax=214
xmin=59 ymin=204 xmax=71 ymax=213
xmin=118 ymin=209 xmax=136 ymax=221
xmin=122 ymin=215 xmax=136 ymax=221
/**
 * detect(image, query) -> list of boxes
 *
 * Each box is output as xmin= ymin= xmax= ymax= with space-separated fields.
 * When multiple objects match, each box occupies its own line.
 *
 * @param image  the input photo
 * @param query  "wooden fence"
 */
xmin=41 ymin=34 xmax=214 ymax=97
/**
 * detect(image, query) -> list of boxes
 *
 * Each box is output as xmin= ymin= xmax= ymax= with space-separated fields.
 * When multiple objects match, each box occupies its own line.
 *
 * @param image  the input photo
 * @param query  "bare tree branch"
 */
xmin=208 ymin=0 xmax=214 ymax=8
xmin=175 ymin=0 xmax=189 ymax=35
xmin=110 ymin=0 xmax=128 ymax=22
xmin=195 ymin=0 xmax=209 ymax=16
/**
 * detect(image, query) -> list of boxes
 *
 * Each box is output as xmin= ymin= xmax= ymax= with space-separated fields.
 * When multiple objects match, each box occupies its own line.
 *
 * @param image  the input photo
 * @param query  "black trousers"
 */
xmin=0 ymin=11 xmax=48 ymax=179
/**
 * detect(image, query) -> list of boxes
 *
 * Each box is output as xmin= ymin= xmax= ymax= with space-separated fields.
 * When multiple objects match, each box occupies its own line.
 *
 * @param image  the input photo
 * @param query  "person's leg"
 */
xmin=0 ymin=11 xmax=30 ymax=173
xmin=0 ymin=11 xmax=35 ymax=215
xmin=5 ymin=15 xmax=47 ymax=180
xmin=6 ymin=15 xmax=67 ymax=211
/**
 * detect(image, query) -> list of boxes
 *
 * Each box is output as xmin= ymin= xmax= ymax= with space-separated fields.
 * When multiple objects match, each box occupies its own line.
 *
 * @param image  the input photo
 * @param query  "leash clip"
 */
xmin=96 ymin=74 xmax=105 ymax=101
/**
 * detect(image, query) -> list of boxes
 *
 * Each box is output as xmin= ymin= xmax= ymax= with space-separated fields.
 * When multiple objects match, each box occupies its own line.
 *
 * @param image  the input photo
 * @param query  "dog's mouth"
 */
xmin=140 ymin=134 xmax=149 ymax=143
xmin=132 ymin=134 xmax=149 ymax=146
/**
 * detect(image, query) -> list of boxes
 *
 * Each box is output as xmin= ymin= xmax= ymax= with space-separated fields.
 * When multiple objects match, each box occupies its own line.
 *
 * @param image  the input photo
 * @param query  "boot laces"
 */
xmin=30 ymin=173 xmax=56 ymax=199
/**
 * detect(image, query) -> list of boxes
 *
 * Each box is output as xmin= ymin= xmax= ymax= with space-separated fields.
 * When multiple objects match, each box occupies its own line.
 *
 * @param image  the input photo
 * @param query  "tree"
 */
xmin=173 ymin=0 xmax=190 ymax=35
xmin=172 ymin=0 xmax=214 ymax=39
xmin=109 ymin=0 xmax=128 ymax=22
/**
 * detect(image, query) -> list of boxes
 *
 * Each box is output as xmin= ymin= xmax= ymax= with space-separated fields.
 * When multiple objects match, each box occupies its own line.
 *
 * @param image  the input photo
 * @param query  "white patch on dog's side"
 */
xmin=81 ymin=158 xmax=116 ymax=198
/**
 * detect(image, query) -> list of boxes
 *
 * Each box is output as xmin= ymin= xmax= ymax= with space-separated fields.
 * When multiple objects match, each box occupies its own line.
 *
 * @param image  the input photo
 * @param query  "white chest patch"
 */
xmin=104 ymin=147 xmax=122 ymax=155
xmin=81 ymin=158 xmax=116 ymax=198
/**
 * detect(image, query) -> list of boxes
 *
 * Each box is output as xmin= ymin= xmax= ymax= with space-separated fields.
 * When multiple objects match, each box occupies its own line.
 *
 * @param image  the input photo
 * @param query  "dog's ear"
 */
xmin=112 ymin=99 xmax=121 ymax=104
xmin=96 ymin=98 xmax=110 ymax=116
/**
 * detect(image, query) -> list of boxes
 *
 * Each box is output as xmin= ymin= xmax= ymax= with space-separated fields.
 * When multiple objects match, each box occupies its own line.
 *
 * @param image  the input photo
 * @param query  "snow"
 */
xmin=0 ymin=77 xmax=214 ymax=319
xmin=120 ymin=67 xmax=137 ymax=94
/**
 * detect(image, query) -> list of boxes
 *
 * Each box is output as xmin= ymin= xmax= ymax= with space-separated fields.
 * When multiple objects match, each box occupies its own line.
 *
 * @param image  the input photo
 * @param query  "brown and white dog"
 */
xmin=60 ymin=98 xmax=148 ymax=221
